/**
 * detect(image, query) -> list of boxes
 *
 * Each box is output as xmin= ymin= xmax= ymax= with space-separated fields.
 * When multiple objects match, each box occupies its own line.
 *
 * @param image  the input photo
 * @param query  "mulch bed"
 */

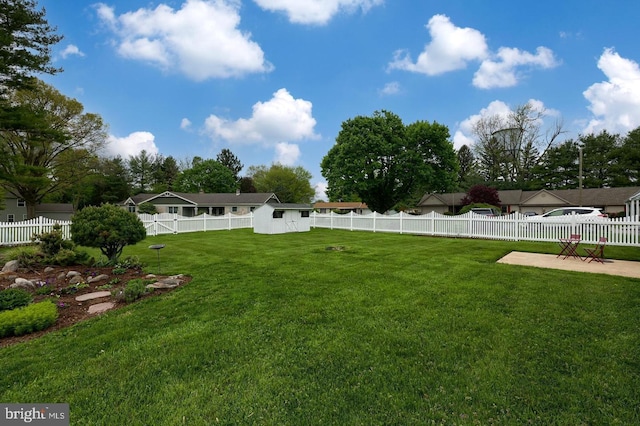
xmin=0 ymin=265 xmax=191 ymax=348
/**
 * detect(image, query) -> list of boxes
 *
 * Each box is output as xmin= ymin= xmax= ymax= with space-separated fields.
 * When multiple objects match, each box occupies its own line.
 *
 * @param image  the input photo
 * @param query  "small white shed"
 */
xmin=253 ymin=203 xmax=313 ymax=234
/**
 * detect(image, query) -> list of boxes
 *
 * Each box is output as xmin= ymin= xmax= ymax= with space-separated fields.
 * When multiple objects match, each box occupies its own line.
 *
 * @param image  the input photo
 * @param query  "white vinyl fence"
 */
xmin=0 ymin=216 xmax=71 ymax=246
xmin=1 ymin=211 xmax=638 ymax=247
xmin=311 ymin=211 xmax=640 ymax=247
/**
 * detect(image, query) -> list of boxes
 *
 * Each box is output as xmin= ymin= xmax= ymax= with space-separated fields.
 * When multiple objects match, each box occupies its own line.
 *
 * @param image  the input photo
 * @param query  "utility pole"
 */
xmin=579 ymin=147 xmax=583 ymax=206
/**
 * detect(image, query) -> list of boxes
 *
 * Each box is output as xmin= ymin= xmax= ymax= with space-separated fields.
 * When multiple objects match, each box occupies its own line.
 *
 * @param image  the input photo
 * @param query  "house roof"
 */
xmin=34 ymin=203 xmax=74 ymax=213
xmin=271 ymin=203 xmax=313 ymax=210
xmin=313 ymin=202 xmax=369 ymax=209
xmin=419 ymin=187 xmax=640 ymax=208
xmin=124 ymin=191 xmax=280 ymax=206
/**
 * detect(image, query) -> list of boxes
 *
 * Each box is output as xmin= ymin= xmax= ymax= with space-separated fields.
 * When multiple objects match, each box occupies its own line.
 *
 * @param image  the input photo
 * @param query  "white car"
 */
xmin=528 ymin=207 xmax=607 ymax=220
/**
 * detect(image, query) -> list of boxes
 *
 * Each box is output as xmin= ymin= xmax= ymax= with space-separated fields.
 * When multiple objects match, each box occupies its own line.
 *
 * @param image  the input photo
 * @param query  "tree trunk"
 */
xmin=26 ymin=202 xmax=37 ymax=220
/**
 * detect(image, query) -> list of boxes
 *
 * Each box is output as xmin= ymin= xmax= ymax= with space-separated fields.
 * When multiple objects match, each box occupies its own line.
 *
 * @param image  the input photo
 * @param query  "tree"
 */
xmin=248 ymin=163 xmax=315 ymax=203
xmin=472 ymin=102 xmax=565 ymax=189
xmin=460 ymin=184 xmax=501 ymax=207
xmin=128 ymin=150 xmax=156 ymax=193
xmin=530 ymin=140 xmax=580 ymax=190
xmin=70 ymin=204 xmax=146 ymax=264
xmin=321 ymin=110 xmax=456 ymax=213
xmin=0 ymin=80 xmax=107 ymax=218
xmin=151 ymin=155 xmax=179 ymax=192
xmin=173 ymin=159 xmax=236 ymax=193
xmin=611 ymin=127 xmax=640 ymax=186
xmin=580 ymin=130 xmax=620 ymax=188
xmin=239 ymin=176 xmax=257 ymax=193
xmin=0 ymin=0 xmax=62 ymax=96
xmin=216 ymin=148 xmax=243 ymax=181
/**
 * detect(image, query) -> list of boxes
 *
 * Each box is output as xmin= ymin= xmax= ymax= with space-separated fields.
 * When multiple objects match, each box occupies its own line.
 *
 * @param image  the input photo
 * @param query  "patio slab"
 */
xmin=497 ymin=251 xmax=640 ymax=279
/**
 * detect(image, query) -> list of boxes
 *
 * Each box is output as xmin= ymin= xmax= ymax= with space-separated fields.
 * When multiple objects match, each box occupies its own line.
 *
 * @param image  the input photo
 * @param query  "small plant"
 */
xmin=0 ymin=300 xmax=58 ymax=337
xmin=59 ymin=282 xmax=89 ymax=295
xmin=32 ymin=224 xmax=73 ymax=257
xmin=35 ymin=285 xmax=54 ymax=296
xmin=97 ymin=283 xmax=114 ymax=290
xmin=115 ymin=279 xmax=154 ymax=303
xmin=112 ymin=267 xmax=127 ymax=275
xmin=0 ymin=288 xmax=33 ymax=312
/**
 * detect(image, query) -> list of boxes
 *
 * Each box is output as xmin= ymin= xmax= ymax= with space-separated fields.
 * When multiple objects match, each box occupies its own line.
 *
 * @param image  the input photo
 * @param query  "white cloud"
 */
xmin=204 ymin=88 xmax=319 ymax=145
xmin=389 ymin=14 xmax=557 ymax=88
xmin=452 ymin=101 xmax=513 ymax=150
xmin=314 ymin=181 xmax=328 ymax=201
xmin=379 ymin=81 xmax=400 ymax=96
xmin=102 ymin=131 xmax=160 ymax=158
xmin=95 ymin=0 xmax=272 ymax=80
xmin=180 ymin=118 xmax=192 ymax=130
xmin=274 ymin=142 xmax=300 ymax=165
xmin=253 ymin=0 xmax=383 ymax=25
xmin=388 ymin=14 xmax=488 ymax=75
xmin=60 ymin=44 xmax=85 ymax=59
xmin=583 ymin=48 xmax=640 ymax=134
xmin=473 ymin=46 xmax=558 ymax=89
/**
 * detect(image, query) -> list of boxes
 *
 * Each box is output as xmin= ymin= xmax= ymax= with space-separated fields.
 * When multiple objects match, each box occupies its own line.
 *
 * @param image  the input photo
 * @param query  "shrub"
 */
xmin=0 ymin=300 xmax=58 ymax=338
xmin=71 ymin=204 xmax=147 ymax=264
xmin=115 ymin=279 xmax=153 ymax=303
xmin=137 ymin=202 xmax=157 ymax=215
xmin=0 ymin=288 xmax=33 ymax=312
xmin=32 ymin=224 xmax=73 ymax=257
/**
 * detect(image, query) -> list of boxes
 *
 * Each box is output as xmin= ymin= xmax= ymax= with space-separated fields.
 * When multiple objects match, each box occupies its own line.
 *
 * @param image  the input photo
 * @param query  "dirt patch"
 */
xmin=0 ymin=265 xmax=191 ymax=348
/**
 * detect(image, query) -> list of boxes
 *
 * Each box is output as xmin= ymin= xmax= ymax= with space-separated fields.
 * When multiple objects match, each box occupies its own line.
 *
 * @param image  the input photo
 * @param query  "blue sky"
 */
xmin=38 ymin=0 xmax=640 ymax=199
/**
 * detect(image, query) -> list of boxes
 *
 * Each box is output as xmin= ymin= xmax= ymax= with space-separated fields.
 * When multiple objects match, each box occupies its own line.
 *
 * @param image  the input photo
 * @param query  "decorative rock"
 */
xmin=87 ymin=274 xmax=109 ymax=283
xmin=76 ymin=291 xmax=112 ymax=302
xmin=68 ymin=275 xmax=85 ymax=285
xmin=44 ymin=267 xmax=55 ymax=273
xmin=66 ymin=271 xmax=81 ymax=278
xmin=2 ymin=260 xmax=20 ymax=273
xmin=159 ymin=278 xmax=183 ymax=286
xmin=57 ymin=272 xmax=66 ymax=280
xmin=10 ymin=278 xmax=34 ymax=289
xmin=88 ymin=302 xmax=116 ymax=314
xmin=146 ymin=282 xmax=178 ymax=289
xmin=144 ymin=274 xmax=157 ymax=279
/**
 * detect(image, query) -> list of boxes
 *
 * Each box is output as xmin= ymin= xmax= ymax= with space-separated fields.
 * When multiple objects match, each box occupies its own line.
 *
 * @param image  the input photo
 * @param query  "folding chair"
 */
xmin=558 ymin=234 xmax=581 ymax=259
xmin=583 ymin=237 xmax=607 ymax=263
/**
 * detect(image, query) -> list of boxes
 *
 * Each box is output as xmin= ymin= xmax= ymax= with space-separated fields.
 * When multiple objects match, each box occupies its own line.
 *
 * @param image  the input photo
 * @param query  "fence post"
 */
xmin=373 ymin=212 xmax=377 ymax=233
xmin=350 ymin=211 xmax=354 ymax=231
xmin=399 ymin=211 xmax=404 ymax=234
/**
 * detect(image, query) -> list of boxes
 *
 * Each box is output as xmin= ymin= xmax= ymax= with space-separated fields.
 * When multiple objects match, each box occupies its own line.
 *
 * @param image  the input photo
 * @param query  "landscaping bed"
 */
xmin=0 ymin=264 xmax=191 ymax=347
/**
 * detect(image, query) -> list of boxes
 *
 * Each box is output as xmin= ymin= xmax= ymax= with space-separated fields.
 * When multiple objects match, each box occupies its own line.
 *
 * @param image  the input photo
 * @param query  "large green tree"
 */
xmin=321 ymin=110 xmax=457 ymax=213
xmin=0 ymin=80 xmax=107 ymax=218
xmin=612 ymin=127 xmax=640 ymax=186
xmin=530 ymin=140 xmax=580 ymax=190
xmin=580 ymin=130 xmax=621 ymax=188
xmin=248 ymin=163 xmax=315 ymax=203
xmin=0 ymin=0 xmax=62 ymax=96
xmin=173 ymin=159 xmax=236 ymax=193
xmin=216 ymin=148 xmax=243 ymax=182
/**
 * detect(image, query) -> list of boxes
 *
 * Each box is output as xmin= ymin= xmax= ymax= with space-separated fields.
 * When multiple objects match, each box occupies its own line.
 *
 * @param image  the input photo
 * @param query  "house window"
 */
xmin=168 ymin=206 xmax=179 ymax=214
xmin=250 ymin=207 xmax=255 ymax=212
xmin=272 ymin=210 xmax=284 ymax=219
xmin=128 ymin=205 xmax=136 ymax=213
xmin=17 ymin=199 xmax=25 ymax=207
xmin=212 ymin=207 xmax=224 ymax=216
xmin=232 ymin=206 xmax=238 ymax=213
xmin=7 ymin=214 xmax=14 ymax=222
xmin=300 ymin=210 xmax=310 ymax=218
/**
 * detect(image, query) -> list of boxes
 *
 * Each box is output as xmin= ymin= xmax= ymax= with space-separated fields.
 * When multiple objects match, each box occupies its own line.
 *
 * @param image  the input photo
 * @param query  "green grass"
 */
xmin=1 ymin=229 xmax=639 ymax=425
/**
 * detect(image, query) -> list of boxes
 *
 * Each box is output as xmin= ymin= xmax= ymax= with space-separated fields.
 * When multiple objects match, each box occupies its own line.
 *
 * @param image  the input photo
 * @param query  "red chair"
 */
xmin=583 ymin=237 xmax=607 ymax=263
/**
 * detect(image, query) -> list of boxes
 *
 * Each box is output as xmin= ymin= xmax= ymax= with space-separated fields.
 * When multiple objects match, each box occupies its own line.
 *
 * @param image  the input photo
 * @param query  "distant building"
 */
xmin=1 ymin=195 xmax=74 ymax=222
xmin=313 ymin=202 xmax=371 ymax=215
xmin=417 ymin=187 xmax=640 ymax=216
xmin=122 ymin=191 xmax=280 ymax=216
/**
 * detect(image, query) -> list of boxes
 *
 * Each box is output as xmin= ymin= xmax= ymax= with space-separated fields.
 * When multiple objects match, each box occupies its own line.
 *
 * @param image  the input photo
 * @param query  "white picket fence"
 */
xmin=311 ymin=211 xmax=640 ymax=247
xmin=0 ymin=216 xmax=71 ymax=246
xmin=1 ymin=211 xmax=638 ymax=247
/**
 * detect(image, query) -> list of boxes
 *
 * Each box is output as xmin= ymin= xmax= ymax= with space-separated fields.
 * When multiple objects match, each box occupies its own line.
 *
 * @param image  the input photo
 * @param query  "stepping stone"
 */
xmin=88 ymin=302 xmax=115 ymax=314
xmin=76 ymin=291 xmax=112 ymax=302
xmin=146 ymin=282 xmax=178 ymax=289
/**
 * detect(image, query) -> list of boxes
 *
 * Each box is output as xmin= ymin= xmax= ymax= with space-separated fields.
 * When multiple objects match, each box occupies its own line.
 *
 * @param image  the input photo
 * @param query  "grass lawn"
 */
xmin=1 ymin=228 xmax=639 ymax=425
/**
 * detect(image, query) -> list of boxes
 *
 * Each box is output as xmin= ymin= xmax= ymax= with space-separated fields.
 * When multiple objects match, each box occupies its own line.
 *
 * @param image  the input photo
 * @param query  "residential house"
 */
xmin=313 ymin=201 xmax=371 ymax=215
xmin=417 ymin=187 xmax=640 ymax=216
xmin=1 ymin=195 xmax=74 ymax=222
xmin=253 ymin=203 xmax=313 ymax=234
xmin=122 ymin=191 xmax=280 ymax=216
